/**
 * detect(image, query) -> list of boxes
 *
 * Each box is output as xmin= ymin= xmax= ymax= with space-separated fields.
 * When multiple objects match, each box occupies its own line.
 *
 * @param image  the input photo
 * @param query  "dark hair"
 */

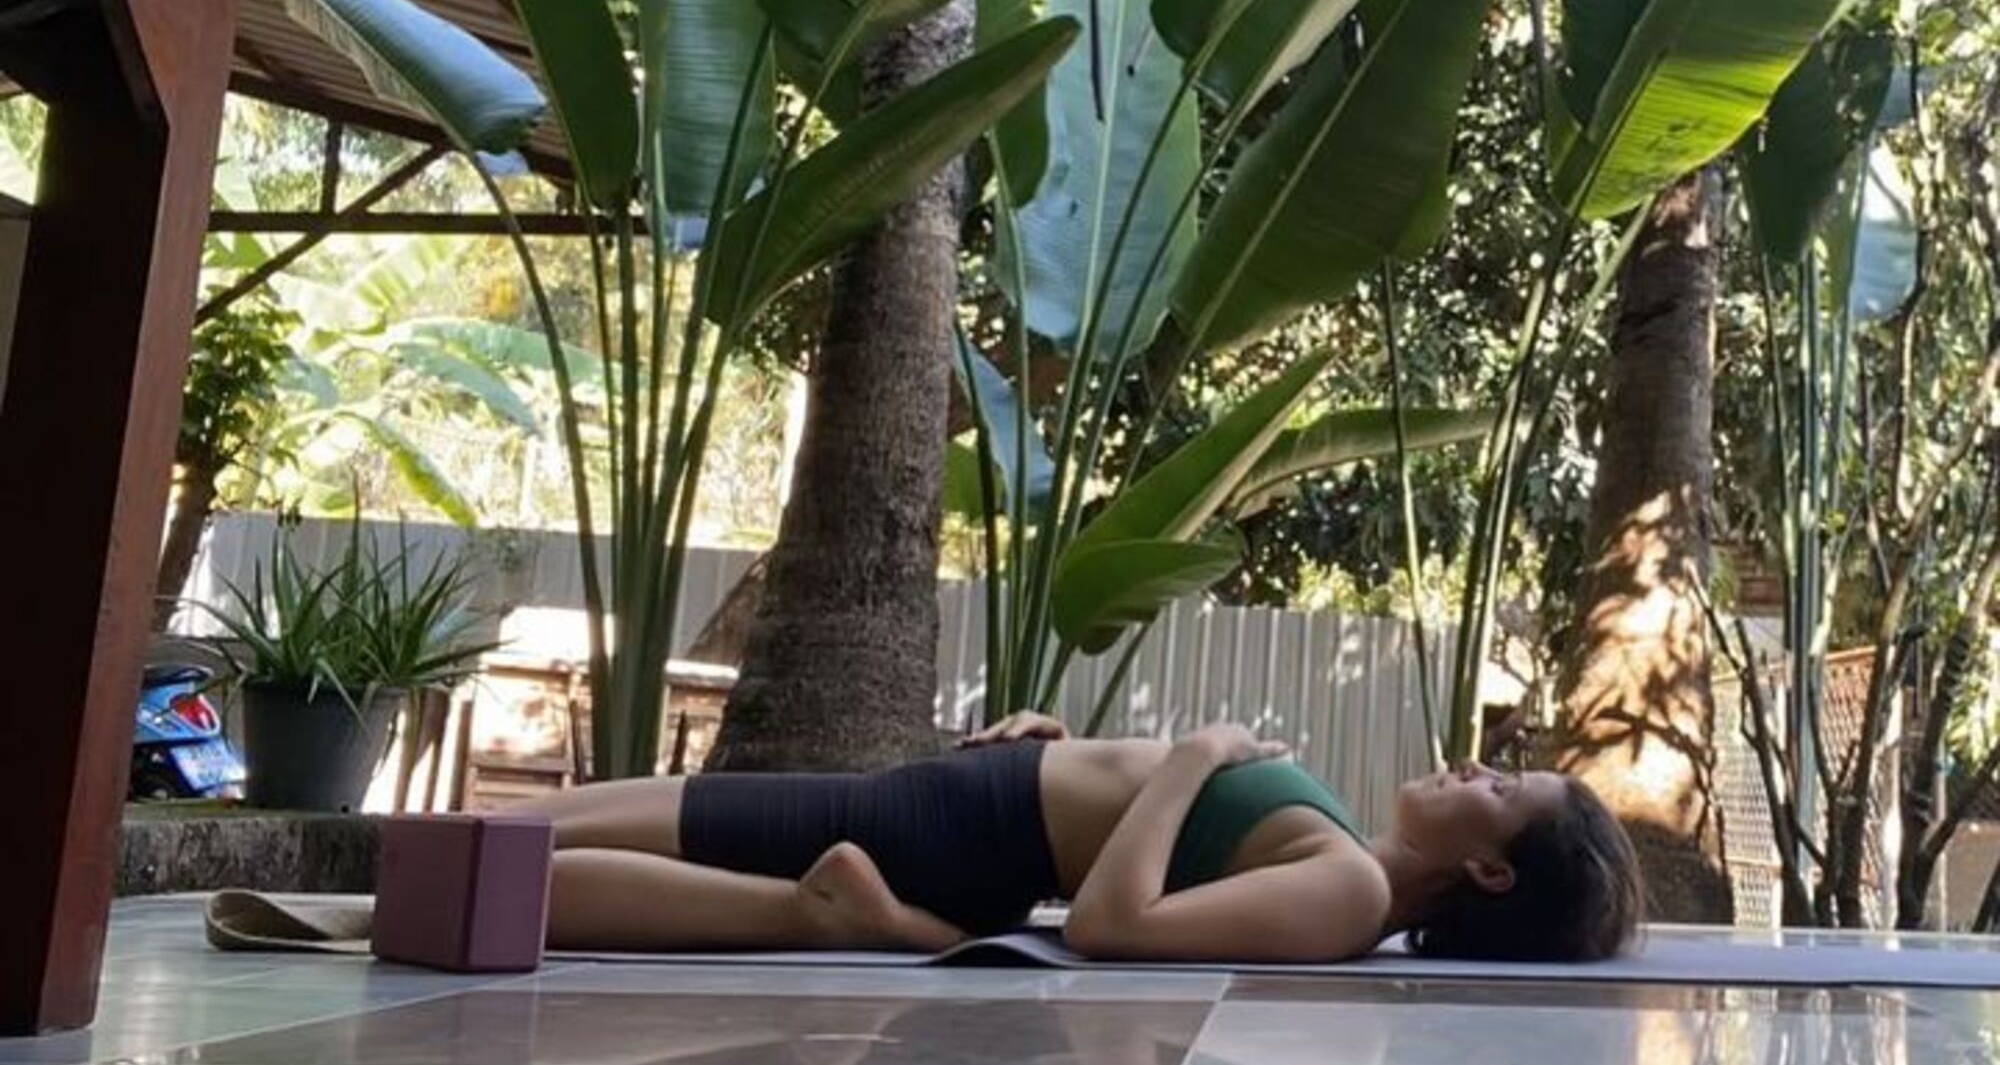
xmin=1406 ymin=776 xmax=1643 ymax=962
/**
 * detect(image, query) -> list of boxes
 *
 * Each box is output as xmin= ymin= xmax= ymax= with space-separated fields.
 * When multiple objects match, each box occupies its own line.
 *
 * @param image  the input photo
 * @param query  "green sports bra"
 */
xmin=1164 ymin=758 xmax=1364 ymax=892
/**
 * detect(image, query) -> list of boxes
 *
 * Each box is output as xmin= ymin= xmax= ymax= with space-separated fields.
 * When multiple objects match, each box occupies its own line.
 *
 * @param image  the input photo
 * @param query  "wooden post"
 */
xmin=0 ymin=0 xmax=235 ymax=1035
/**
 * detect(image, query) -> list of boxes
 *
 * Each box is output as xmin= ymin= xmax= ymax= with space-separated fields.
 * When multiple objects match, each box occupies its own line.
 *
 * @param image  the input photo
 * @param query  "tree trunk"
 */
xmin=703 ymin=2 xmax=971 ymax=774
xmin=1978 ymin=852 xmax=2000 ymax=933
xmin=1555 ymin=169 xmax=1734 ymax=924
xmin=1897 ymin=526 xmax=2000 ymax=928
xmin=152 ymin=458 xmax=219 ymax=631
xmin=683 ymin=552 xmax=768 ymax=667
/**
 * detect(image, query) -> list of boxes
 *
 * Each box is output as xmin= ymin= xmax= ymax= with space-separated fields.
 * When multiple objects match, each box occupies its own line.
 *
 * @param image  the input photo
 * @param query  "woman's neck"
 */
xmin=1366 ymin=833 xmax=1459 ymax=934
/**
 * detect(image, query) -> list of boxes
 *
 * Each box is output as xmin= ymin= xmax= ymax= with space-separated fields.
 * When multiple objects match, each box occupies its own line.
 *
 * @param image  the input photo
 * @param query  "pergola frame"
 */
xmin=195 ymin=112 xmax=630 ymax=321
xmin=0 ymin=0 xmax=593 ymax=1036
xmin=0 ymin=0 xmax=237 ymax=1034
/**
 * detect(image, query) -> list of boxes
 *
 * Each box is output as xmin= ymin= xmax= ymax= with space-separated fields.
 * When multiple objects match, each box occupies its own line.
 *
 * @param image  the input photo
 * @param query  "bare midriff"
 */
xmin=1036 ymin=738 xmax=1354 ymax=898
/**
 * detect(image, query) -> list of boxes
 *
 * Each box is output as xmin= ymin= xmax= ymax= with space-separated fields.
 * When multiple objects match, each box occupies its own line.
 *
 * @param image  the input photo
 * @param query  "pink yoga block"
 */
xmin=372 ymin=814 xmax=554 ymax=973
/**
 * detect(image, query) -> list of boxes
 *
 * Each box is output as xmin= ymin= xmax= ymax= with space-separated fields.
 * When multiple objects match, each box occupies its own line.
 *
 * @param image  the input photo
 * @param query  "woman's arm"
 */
xmin=1062 ymin=725 xmax=1388 ymax=962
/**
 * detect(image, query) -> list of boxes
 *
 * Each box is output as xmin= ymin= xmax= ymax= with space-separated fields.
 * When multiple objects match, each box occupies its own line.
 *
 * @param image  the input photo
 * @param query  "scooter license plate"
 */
xmin=169 ymin=739 xmax=245 ymax=792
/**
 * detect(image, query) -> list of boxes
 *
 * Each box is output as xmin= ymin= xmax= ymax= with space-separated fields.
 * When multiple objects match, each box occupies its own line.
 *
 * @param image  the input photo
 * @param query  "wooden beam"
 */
xmin=0 ymin=0 xmax=235 ymax=1035
xmin=0 ymin=0 xmax=80 ymax=36
xmin=209 ymin=209 xmax=632 ymax=237
xmin=195 ymin=143 xmax=446 ymax=322
xmin=317 ymin=119 xmax=343 ymax=214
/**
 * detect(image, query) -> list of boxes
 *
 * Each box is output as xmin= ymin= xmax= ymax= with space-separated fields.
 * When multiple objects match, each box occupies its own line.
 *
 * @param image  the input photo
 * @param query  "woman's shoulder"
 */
xmin=1228 ymin=844 xmax=1392 ymax=960
xmin=1298 ymin=844 xmax=1392 ymax=953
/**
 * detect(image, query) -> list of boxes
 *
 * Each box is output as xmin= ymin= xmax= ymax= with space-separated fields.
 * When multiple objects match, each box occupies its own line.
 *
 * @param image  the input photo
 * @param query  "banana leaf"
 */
xmin=398 ymin=317 xmax=606 ymax=386
xmin=1061 ymin=347 xmax=1335 ymax=559
xmin=339 ymin=414 xmax=478 ymax=527
xmin=761 ymin=0 xmax=948 ymax=64
xmin=1829 ymin=142 xmax=1918 ymax=322
xmin=955 ymin=333 xmax=1056 ymax=509
xmin=1054 ymin=534 xmax=1244 ymax=653
xmin=1151 ymin=0 xmax=1355 ymax=112
xmin=980 ymin=0 xmax=1050 ymax=200
xmin=704 ymin=17 xmax=1080 ymax=330
xmin=997 ymin=0 xmax=1199 ymax=359
xmin=1169 ymin=0 xmax=1488 ymax=352
xmin=641 ymin=0 xmax=776 ymax=216
xmin=1552 ymin=0 xmax=1845 ymax=220
xmin=1228 ymin=407 xmax=1496 ymax=516
xmin=1741 ymin=33 xmax=1895 ymax=262
xmin=392 ymin=341 xmax=542 ymax=433
xmin=760 ymin=0 xmax=948 ymax=120
xmin=512 ymin=0 xmax=640 ymax=210
xmin=285 ymin=0 xmax=546 ymax=153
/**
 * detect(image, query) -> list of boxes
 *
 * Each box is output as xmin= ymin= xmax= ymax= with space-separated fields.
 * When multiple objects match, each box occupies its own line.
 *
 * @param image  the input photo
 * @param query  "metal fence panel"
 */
xmin=185 ymin=514 xmax=1451 ymax=833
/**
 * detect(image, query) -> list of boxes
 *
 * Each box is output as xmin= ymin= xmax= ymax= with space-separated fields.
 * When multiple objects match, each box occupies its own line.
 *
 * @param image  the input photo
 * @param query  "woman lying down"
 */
xmin=512 ymin=713 xmax=1643 ymax=963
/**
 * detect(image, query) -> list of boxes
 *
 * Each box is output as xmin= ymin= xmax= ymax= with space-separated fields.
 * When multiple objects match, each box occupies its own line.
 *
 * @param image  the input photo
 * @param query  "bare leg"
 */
xmin=547 ymin=842 xmax=968 ymax=952
xmin=508 ymin=775 xmax=689 ymax=854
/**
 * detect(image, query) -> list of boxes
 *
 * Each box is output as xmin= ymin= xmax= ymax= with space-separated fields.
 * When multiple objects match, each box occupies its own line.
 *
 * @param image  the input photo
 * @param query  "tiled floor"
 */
xmin=3 ymin=897 xmax=1997 ymax=1064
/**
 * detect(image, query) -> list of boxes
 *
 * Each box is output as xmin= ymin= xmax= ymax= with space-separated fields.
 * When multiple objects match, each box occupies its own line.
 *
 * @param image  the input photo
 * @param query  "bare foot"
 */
xmin=796 ymin=842 xmax=967 ymax=952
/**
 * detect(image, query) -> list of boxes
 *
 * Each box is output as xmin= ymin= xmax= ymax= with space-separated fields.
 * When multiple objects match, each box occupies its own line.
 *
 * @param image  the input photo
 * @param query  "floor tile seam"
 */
xmin=201 ymin=965 xmax=361 ymax=989
xmin=1165 ymin=988 xmax=1231 ymax=1065
xmin=70 ymin=963 xmax=592 ymax=1065
xmin=516 ymin=971 xmax=1231 ymax=1004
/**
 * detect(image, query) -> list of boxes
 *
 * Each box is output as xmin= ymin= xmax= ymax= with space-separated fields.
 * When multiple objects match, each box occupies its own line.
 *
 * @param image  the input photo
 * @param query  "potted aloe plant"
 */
xmin=202 ymin=517 xmax=497 ymax=811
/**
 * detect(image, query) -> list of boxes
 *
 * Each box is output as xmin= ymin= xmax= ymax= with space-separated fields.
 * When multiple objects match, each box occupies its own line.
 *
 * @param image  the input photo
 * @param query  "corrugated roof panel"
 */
xmin=234 ymin=0 xmax=568 ymax=173
xmin=0 ymin=0 xmax=571 ymax=177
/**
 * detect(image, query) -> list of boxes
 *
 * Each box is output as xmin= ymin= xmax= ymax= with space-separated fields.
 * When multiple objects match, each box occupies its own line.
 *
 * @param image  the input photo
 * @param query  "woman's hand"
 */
xmin=955 ymin=710 xmax=1069 ymax=748
xmin=1174 ymin=723 xmax=1289 ymax=769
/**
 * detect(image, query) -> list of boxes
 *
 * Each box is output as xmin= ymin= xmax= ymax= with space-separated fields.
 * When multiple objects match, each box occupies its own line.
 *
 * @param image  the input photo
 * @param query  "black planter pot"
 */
xmin=240 ymin=682 xmax=404 ymax=812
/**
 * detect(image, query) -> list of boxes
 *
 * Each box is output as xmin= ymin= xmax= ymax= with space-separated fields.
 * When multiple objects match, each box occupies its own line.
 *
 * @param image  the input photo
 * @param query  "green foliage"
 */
xmin=966 ymin=0 xmax=1503 ymax=721
xmin=642 ymin=0 xmax=776 ymax=215
xmin=1702 ymin=4 xmax=2000 ymax=927
xmin=1047 ymin=352 xmax=1337 ymax=653
xmin=513 ymin=0 xmax=641 ymax=209
xmin=1744 ymin=50 xmax=1853 ymax=262
xmin=1742 ymin=32 xmax=1899 ymax=262
xmin=1227 ymin=408 xmax=1496 ymax=518
xmin=1550 ymin=0 xmax=1847 ymax=219
xmin=1170 ymin=0 xmax=1488 ymax=352
xmin=1054 ymin=533 xmax=1245 ymax=652
xmin=286 ymin=0 xmax=546 ymax=153
xmin=761 ymin=0 xmax=947 ymax=67
xmin=977 ymin=0 xmax=1050 ymax=200
xmin=997 ymin=0 xmax=1198 ymax=356
xmin=708 ymin=17 xmax=1080 ymax=330
xmin=1063 ymin=350 xmax=1338 ymax=556
xmin=295 ymin=0 xmax=1078 ymax=778
xmin=955 ymin=334 xmax=1055 ymax=509
xmin=180 ymin=296 xmax=299 ymax=473
xmin=760 ymin=0 xmax=953 ymax=122
xmin=339 ymin=414 xmax=480 ymax=527
xmin=200 ymin=515 xmax=498 ymax=698
xmin=1152 ymin=0 xmax=1356 ymax=112
xmin=205 ymin=236 xmax=542 ymax=528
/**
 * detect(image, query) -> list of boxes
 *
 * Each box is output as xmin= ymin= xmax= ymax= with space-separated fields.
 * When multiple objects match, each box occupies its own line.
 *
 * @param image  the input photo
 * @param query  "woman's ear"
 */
xmin=1462 ymin=856 xmax=1516 ymax=894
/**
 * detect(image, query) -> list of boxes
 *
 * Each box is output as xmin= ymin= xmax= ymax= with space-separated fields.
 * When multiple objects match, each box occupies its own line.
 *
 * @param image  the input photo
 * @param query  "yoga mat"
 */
xmin=551 ymin=929 xmax=2000 ymax=988
xmin=205 ymin=892 xmax=2000 ymax=988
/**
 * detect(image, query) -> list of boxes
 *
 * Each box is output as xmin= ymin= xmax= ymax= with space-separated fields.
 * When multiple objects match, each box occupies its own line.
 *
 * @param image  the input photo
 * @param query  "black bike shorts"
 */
xmin=679 ymin=739 xmax=1061 ymax=936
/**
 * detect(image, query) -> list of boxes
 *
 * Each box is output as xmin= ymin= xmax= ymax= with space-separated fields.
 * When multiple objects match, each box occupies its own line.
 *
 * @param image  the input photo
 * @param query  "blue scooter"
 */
xmin=130 ymin=665 xmax=247 ymax=801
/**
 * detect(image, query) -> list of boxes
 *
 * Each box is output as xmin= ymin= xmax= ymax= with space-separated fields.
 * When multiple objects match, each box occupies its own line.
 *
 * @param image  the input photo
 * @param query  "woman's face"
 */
xmin=1393 ymin=761 xmax=1569 ymax=871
